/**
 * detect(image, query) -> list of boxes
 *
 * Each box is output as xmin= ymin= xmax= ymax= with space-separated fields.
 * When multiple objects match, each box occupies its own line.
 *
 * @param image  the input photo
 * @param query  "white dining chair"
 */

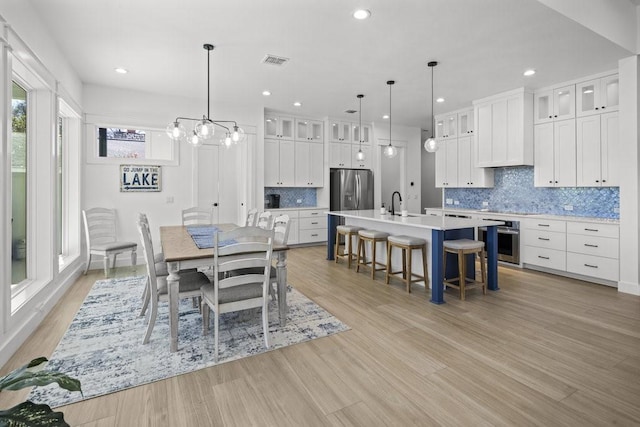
xmin=82 ymin=207 xmax=137 ymax=277
xmin=245 ymin=208 xmax=258 ymax=227
xmin=137 ymin=216 xmax=210 ymax=345
xmin=200 ymin=226 xmax=274 ymax=361
xmin=182 ymin=207 xmax=213 ymax=226
xmin=138 ymin=213 xmax=170 ymax=317
xmin=256 ymin=211 xmax=274 ymax=230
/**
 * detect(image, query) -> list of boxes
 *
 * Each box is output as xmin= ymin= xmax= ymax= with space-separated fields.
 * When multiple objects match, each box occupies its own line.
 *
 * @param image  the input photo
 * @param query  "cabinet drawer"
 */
xmin=299 ymin=228 xmax=326 ymax=243
xmin=273 ymin=209 xmax=299 ymax=219
xmin=566 ymin=234 xmax=619 ymax=259
xmin=522 ymin=246 xmax=566 ymax=270
xmin=567 ymin=252 xmax=619 ymax=281
xmin=523 ymin=218 xmax=566 ymax=233
xmin=521 ymin=229 xmax=566 ymax=251
xmin=299 ymin=217 xmax=327 ymax=230
xmin=299 ymin=209 xmax=327 ymax=218
xmin=566 ymin=222 xmax=619 ymax=239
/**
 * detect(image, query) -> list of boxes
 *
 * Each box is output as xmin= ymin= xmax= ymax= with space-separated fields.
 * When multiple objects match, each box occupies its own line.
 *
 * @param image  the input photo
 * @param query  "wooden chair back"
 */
xmin=256 ymin=211 xmax=274 ymax=230
xmin=182 ymin=207 xmax=212 ymax=226
xmin=273 ymin=214 xmax=291 ymax=245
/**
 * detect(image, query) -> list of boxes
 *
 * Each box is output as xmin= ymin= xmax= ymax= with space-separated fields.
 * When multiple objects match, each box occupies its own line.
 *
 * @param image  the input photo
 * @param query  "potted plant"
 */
xmin=0 ymin=357 xmax=81 ymax=426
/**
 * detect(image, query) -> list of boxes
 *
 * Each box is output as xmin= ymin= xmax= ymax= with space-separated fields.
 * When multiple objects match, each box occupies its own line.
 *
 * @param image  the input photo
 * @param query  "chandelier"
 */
xmin=166 ymin=44 xmax=245 ymax=147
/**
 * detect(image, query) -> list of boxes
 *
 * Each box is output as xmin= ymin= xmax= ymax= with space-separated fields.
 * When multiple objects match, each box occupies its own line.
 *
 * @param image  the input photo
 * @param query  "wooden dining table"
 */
xmin=160 ymin=223 xmax=290 ymax=352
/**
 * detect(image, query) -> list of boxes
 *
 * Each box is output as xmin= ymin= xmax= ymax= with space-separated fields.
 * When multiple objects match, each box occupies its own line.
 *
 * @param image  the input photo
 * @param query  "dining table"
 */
xmin=160 ymin=223 xmax=290 ymax=352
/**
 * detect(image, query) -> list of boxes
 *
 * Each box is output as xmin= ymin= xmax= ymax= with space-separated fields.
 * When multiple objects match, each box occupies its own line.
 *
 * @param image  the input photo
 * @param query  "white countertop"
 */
xmin=329 ymin=210 xmax=504 ymax=231
xmin=270 ymin=206 xmax=328 ymax=211
xmin=426 ymin=207 xmax=620 ymax=225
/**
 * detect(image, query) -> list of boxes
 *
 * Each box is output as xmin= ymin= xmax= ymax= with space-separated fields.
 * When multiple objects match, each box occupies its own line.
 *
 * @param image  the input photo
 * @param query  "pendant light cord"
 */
xmin=389 ymin=82 xmax=392 ymax=145
xmin=207 ymin=47 xmax=210 ymax=120
xmin=431 ymin=65 xmax=434 ymax=139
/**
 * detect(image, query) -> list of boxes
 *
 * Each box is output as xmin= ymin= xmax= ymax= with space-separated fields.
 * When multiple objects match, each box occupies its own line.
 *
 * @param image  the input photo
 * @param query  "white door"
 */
xmin=196 ymin=143 xmax=241 ymax=224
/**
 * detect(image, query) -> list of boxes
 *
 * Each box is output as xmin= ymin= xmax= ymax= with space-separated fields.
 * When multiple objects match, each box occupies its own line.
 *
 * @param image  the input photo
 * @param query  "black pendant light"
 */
xmin=424 ymin=61 xmax=440 ymax=152
xmin=383 ymin=80 xmax=398 ymax=158
xmin=355 ymin=94 xmax=366 ymax=161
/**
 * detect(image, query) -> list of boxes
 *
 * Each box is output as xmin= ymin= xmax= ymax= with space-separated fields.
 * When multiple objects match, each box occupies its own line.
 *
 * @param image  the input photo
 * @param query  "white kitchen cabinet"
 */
xmin=353 ymin=124 xmax=372 ymax=144
xmin=329 ymin=142 xmax=352 ymax=168
xmin=565 ymin=221 xmax=619 ymax=282
xmin=521 ymin=219 xmax=567 ymax=271
xmin=265 ymin=115 xmax=294 ymax=140
xmin=474 ymin=88 xmax=534 ymax=167
xmin=295 ymin=119 xmax=323 ymax=142
xmin=534 ymin=85 xmax=575 ymax=124
xmin=576 ymin=112 xmax=618 ymax=187
xmin=329 ymin=120 xmax=352 ymax=143
xmin=298 ymin=208 xmax=328 ymax=244
xmin=435 ymin=113 xmax=457 ymax=139
xmin=435 ymin=138 xmax=458 ymax=187
xmin=457 ymin=136 xmax=493 ymax=188
xmin=534 ymin=119 xmax=576 ymax=187
xmin=264 ymin=139 xmax=295 ymax=186
xmin=275 ymin=209 xmax=299 ymax=245
xmin=351 ymin=144 xmax=372 ymax=169
xmin=294 ymin=141 xmax=324 ymax=187
xmin=576 ymin=75 xmax=618 ymax=117
xmin=457 ymin=109 xmax=474 ymax=136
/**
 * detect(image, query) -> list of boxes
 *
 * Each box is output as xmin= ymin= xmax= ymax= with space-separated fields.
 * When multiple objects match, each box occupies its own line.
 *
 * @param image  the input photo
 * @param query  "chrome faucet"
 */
xmin=391 ymin=191 xmax=402 ymax=216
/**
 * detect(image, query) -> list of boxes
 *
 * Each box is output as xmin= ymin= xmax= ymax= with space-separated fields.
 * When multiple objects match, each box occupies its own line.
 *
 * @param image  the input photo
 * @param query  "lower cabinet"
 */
xmin=521 ymin=219 xmax=567 ymax=270
xmin=272 ymin=208 xmax=327 ymax=245
xmin=275 ymin=209 xmax=299 ymax=245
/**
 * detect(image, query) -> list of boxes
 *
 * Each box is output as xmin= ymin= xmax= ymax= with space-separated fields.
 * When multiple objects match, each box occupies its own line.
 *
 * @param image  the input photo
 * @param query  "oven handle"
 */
xmin=479 ymin=226 xmax=519 ymax=235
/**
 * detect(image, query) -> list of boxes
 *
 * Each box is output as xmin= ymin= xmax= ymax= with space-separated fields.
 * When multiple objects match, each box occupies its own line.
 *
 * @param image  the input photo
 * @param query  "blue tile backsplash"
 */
xmin=265 ymin=187 xmax=317 ymax=208
xmin=444 ymin=167 xmax=619 ymax=219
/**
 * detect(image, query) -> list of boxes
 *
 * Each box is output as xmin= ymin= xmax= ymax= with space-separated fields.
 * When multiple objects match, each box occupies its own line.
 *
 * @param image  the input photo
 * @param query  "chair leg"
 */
xmin=406 ymin=247 xmax=413 ymax=293
xmin=422 ymin=244 xmax=429 ymax=292
xmin=356 ymin=239 xmax=363 ymax=273
xmin=202 ymin=302 xmax=210 ymax=334
xmin=480 ymin=250 xmax=487 ymax=294
xmin=140 ymin=277 xmax=150 ymax=317
xmin=142 ymin=295 xmax=157 ymax=344
xmin=103 ymin=255 xmax=110 ymax=278
xmin=371 ymin=240 xmax=377 ymax=280
xmin=131 ymin=249 xmax=137 ymax=272
xmin=334 ymin=231 xmax=340 ymax=263
xmin=262 ymin=303 xmax=270 ymax=349
xmin=84 ymin=254 xmax=91 ymax=275
xmin=347 ymin=234 xmax=353 ymax=269
xmin=112 ymin=254 xmax=117 ymax=269
xmin=458 ymin=251 xmax=466 ymax=301
xmin=401 ymin=248 xmax=407 ymax=280
xmin=214 ymin=311 xmax=220 ymax=362
xmin=385 ymin=242 xmax=392 ymax=284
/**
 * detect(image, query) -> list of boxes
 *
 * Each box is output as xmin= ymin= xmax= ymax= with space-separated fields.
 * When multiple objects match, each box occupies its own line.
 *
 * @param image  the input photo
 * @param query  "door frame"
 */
xmin=375 ymin=138 xmax=407 ymax=210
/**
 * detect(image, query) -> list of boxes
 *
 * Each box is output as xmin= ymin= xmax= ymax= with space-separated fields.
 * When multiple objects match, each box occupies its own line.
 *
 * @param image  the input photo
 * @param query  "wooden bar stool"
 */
xmin=443 ymin=239 xmax=487 ymax=300
xmin=385 ymin=235 xmax=429 ymax=293
xmin=335 ymin=225 xmax=364 ymax=268
xmin=356 ymin=230 xmax=389 ymax=279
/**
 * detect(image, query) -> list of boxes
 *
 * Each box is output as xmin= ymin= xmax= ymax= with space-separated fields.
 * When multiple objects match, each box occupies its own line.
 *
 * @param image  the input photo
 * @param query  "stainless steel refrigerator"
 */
xmin=330 ymin=168 xmax=374 ymax=211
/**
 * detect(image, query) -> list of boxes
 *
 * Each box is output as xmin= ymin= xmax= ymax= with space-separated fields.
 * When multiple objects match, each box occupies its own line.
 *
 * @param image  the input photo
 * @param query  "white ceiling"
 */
xmin=28 ymin=0 xmax=633 ymax=129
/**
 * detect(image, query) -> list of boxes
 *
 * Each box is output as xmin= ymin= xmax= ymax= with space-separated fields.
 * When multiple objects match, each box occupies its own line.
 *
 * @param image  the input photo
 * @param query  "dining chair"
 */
xmin=137 ymin=216 xmax=210 ymax=345
xmin=82 ymin=207 xmax=137 ymax=277
xmin=200 ymin=226 xmax=274 ymax=361
xmin=245 ymin=208 xmax=258 ymax=227
xmin=268 ymin=214 xmax=291 ymax=300
xmin=182 ymin=206 xmax=213 ymax=226
xmin=256 ymin=211 xmax=274 ymax=230
xmin=138 ymin=213 xmax=170 ymax=317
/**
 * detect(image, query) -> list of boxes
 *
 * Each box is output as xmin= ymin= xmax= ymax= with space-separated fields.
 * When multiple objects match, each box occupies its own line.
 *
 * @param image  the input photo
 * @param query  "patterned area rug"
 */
xmin=29 ymin=276 xmax=349 ymax=408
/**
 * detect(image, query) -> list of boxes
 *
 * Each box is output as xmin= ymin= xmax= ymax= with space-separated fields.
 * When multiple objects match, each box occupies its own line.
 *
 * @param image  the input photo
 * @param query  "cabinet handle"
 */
xmin=311 ymin=234 xmax=318 ymax=237
xmin=584 ymin=228 xmax=598 ymax=232
xmin=584 ymin=243 xmax=598 ymax=248
xmin=311 ymin=222 xmax=318 ymax=225
xmin=595 ymin=107 xmax=599 ymax=110
xmin=538 ymin=237 xmax=550 ymax=241
xmin=554 ymin=115 xmax=558 ymax=118
xmin=555 ymin=180 xmax=558 ymax=183
xmin=549 ymin=180 xmax=553 ymax=183
xmin=548 ymin=115 xmax=552 ymax=119
xmin=538 ymin=224 xmax=550 ymax=227
xmin=602 ymin=106 xmax=606 ymax=109
xmin=538 ymin=255 xmax=550 ymax=260
xmin=311 ymin=212 xmax=318 ymax=215
xmin=602 ymin=179 xmax=606 ymax=183
xmin=596 ymin=180 xmax=600 ymax=183
xmin=584 ymin=264 xmax=598 ymax=268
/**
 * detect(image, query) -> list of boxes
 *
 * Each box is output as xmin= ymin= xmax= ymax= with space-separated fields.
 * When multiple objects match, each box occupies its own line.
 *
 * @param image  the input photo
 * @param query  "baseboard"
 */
xmin=618 ymin=280 xmax=640 ymax=296
xmin=0 ymin=262 xmax=84 ymax=369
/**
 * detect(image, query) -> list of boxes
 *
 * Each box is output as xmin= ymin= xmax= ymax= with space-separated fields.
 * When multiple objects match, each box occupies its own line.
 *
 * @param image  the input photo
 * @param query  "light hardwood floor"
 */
xmin=2 ymin=245 xmax=640 ymax=426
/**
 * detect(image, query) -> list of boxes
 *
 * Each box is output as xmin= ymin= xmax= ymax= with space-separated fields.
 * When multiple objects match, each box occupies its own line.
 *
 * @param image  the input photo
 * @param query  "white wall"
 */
xmin=82 ymin=84 xmax=262 ymax=264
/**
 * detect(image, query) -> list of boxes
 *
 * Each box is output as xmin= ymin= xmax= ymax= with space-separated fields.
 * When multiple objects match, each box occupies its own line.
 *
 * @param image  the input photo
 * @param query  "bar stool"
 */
xmin=356 ymin=230 xmax=389 ymax=279
xmin=385 ymin=235 xmax=428 ymax=293
xmin=443 ymin=239 xmax=487 ymax=300
xmin=335 ymin=225 xmax=364 ymax=268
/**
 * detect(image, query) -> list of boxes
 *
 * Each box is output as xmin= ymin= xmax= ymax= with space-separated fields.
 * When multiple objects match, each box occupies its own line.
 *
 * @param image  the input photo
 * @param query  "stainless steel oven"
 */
xmin=479 ymin=219 xmax=520 ymax=264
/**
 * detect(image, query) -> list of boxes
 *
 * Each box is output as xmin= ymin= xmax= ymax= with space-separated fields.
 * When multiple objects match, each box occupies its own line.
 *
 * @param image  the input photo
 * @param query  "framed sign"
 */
xmin=120 ymin=164 xmax=161 ymax=192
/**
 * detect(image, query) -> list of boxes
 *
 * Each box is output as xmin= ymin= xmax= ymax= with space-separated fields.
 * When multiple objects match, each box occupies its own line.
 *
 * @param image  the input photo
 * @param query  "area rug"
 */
xmin=28 ymin=275 xmax=349 ymax=408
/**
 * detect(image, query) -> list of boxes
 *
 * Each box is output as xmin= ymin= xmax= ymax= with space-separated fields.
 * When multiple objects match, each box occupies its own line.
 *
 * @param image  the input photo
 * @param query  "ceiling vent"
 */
xmin=262 ymin=54 xmax=289 ymax=66
xmin=345 ymin=109 xmax=357 ymax=114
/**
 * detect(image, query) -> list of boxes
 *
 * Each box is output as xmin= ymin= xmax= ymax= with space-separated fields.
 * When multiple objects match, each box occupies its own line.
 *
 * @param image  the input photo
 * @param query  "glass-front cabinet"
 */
xmin=435 ymin=113 xmax=457 ymax=139
xmin=295 ymin=119 xmax=323 ymax=142
xmin=534 ymin=85 xmax=575 ymax=124
xmin=265 ymin=115 xmax=294 ymax=140
xmin=576 ymin=75 xmax=618 ymax=117
xmin=457 ymin=109 xmax=474 ymax=135
xmin=330 ymin=121 xmax=351 ymax=143
xmin=352 ymin=124 xmax=371 ymax=144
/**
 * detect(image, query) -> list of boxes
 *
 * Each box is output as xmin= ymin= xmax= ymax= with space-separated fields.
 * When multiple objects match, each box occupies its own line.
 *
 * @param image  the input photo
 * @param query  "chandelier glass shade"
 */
xmin=423 ymin=61 xmax=440 ymax=153
xmin=355 ymin=94 xmax=366 ymax=161
xmin=166 ymin=44 xmax=246 ymax=147
xmin=383 ymin=80 xmax=398 ymax=159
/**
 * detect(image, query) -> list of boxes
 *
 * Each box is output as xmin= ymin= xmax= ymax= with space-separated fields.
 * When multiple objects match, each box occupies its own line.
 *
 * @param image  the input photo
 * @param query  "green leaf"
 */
xmin=0 ymin=400 xmax=69 ymax=427
xmin=0 ymin=358 xmax=81 ymax=395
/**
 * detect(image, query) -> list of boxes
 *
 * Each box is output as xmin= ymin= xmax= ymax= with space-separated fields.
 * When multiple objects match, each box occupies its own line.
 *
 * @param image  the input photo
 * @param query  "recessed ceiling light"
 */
xmin=262 ymin=90 xmax=271 ymax=96
xmin=583 ymin=89 xmax=594 ymax=94
xmin=114 ymin=67 xmax=128 ymax=74
xmin=293 ymin=102 xmax=302 ymax=107
xmin=382 ymin=114 xmax=389 ymax=119
xmin=353 ymin=9 xmax=371 ymax=20
xmin=436 ymin=97 xmax=445 ymax=103
xmin=523 ymin=69 xmax=536 ymax=77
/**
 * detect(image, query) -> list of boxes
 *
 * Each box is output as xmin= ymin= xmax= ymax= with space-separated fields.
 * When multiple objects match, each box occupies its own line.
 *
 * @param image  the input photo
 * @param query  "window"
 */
xmin=11 ymin=81 xmax=27 ymax=285
xmin=57 ymin=117 xmax=63 ymax=255
xmin=97 ymin=127 xmax=146 ymax=159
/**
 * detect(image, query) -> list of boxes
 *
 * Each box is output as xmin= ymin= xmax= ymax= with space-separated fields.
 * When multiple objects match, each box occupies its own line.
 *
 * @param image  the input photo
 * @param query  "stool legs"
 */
xmin=386 ymin=243 xmax=428 ymax=293
xmin=443 ymin=247 xmax=487 ymax=300
xmin=335 ymin=231 xmax=358 ymax=268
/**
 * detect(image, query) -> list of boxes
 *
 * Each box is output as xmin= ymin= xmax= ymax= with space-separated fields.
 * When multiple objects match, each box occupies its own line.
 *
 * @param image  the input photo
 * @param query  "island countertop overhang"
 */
xmin=327 ymin=210 xmax=504 ymax=231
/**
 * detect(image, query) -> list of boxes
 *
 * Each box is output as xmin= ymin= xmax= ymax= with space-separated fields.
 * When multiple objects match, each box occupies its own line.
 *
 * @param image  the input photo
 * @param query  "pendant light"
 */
xmin=166 ymin=44 xmax=246 ymax=147
xmin=355 ymin=94 xmax=366 ymax=161
xmin=424 ymin=61 xmax=440 ymax=152
xmin=383 ymin=80 xmax=398 ymax=159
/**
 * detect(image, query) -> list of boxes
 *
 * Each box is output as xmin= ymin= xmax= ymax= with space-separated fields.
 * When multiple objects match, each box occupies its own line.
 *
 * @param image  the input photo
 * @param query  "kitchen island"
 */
xmin=327 ymin=210 xmax=504 ymax=304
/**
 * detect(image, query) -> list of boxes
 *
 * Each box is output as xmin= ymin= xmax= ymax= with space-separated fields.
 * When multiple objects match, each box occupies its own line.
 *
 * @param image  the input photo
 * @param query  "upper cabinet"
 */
xmin=295 ymin=119 xmax=323 ymax=142
xmin=457 ymin=135 xmax=494 ymax=188
xmin=351 ymin=144 xmax=372 ymax=170
xmin=534 ymin=119 xmax=576 ymax=187
xmin=534 ymin=85 xmax=575 ymax=124
xmin=457 ymin=109 xmax=474 ymax=136
xmin=576 ymin=74 xmax=619 ymax=117
xmin=294 ymin=141 xmax=324 ymax=187
xmin=329 ymin=120 xmax=352 ymax=143
xmin=264 ymin=139 xmax=295 ymax=186
xmin=265 ymin=115 xmax=295 ymax=140
xmin=474 ymin=87 xmax=534 ymax=168
xmin=353 ymin=124 xmax=372 ymax=144
xmin=435 ymin=139 xmax=458 ymax=187
xmin=329 ymin=142 xmax=352 ymax=168
xmin=435 ymin=113 xmax=457 ymax=139
xmin=576 ymin=112 xmax=618 ymax=187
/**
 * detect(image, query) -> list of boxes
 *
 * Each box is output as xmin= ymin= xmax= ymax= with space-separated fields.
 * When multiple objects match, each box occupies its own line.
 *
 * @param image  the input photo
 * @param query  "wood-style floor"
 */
xmin=1 ymin=245 xmax=640 ymax=426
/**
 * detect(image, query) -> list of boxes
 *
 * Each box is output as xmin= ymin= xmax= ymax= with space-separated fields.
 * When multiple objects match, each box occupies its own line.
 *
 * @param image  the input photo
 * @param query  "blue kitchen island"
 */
xmin=327 ymin=210 xmax=504 ymax=304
